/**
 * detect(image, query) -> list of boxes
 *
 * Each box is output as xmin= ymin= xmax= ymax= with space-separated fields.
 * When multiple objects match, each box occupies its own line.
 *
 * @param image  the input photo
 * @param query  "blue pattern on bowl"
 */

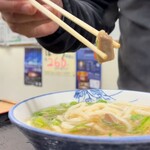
xmin=74 ymin=89 xmax=122 ymax=102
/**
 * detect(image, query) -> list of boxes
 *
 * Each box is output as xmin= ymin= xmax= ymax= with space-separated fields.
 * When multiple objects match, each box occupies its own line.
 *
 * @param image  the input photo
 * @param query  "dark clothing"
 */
xmin=37 ymin=0 xmax=150 ymax=92
xmin=37 ymin=0 xmax=118 ymax=53
xmin=118 ymin=0 xmax=150 ymax=92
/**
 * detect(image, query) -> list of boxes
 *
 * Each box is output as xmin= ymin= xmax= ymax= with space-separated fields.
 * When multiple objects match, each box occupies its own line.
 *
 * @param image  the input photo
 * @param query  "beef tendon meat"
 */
xmin=95 ymin=30 xmax=116 ymax=63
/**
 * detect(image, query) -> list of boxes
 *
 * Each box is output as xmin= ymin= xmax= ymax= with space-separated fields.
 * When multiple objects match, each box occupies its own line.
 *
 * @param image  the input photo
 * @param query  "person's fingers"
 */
xmin=0 ymin=1 xmax=36 ymax=15
xmin=8 ymin=20 xmax=59 ymax=38
xmin=1 ymin=0 xmax=63 ymax=38
xmin=2 ymin=11 xmax=48 ymax=24
xmin=2 ymin=4 xmax=61 ymax=24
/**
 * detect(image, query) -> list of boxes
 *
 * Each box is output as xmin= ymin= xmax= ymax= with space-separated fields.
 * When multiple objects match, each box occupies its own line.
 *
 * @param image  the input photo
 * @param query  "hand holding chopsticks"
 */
xmin=29 ymin=0 xmax=120 ymax=61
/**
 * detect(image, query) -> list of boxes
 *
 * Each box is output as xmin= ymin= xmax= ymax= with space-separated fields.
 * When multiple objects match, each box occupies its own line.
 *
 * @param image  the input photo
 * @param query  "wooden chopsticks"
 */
xmin=41 ymin=0 xmax=120 ymax=49
xmin=29 ymin=0 xmax=120 ymax=60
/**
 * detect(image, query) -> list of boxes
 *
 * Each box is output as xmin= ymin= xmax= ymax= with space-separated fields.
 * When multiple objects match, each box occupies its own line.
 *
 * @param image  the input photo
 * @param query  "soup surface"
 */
xmin=27 ymin=100 xmax=150 ymax=136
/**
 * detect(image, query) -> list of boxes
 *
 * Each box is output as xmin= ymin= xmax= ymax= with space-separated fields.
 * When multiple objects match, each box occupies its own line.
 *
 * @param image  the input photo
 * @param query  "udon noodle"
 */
xmin=27 ymin=100 xmax=150 ymax=136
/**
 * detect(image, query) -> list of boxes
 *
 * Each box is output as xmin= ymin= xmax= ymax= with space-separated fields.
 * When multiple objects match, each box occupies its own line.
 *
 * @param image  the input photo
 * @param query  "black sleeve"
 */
xmin=37 ymin=0 xmax=119 ymax=53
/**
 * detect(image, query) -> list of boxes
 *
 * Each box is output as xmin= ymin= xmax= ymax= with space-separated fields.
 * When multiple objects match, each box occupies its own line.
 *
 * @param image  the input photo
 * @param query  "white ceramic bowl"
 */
xmin=9 ymin=89 xmax=150 ymax=150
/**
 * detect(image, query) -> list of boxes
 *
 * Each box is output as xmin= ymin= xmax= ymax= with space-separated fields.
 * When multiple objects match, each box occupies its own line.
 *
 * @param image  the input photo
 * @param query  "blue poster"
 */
xmin=76 ymin=48 xmax=101 ymax=89
xmin=24 ymin=47 xmax=42 ymax=87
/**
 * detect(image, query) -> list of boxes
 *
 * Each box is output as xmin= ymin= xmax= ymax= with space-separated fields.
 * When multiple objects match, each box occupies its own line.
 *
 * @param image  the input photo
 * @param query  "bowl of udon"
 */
xmin=9 ymin=89 xmax=150 ymax=150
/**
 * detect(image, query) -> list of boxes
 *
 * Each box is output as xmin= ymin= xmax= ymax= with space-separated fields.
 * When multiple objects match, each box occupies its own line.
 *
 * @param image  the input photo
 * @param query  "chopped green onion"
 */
xmin=69 ymin=101 xmax=78 ymax=106
xmin=97 ymin=99 xmax=107 ymax=103
xmin=130 ymin=114 xmax=144 ymax=121
xmin=31 ymin=116 xmax=49 ymax=128
xmin=51 ymin=119 xmax=62 ymax=126
xmin=133 ymin=117 xmax=150 ymax=133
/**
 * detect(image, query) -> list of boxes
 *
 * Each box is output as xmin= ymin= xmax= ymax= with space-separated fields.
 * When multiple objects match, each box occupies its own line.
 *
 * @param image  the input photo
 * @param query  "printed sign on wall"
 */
xmin=44 ymin=50 xmax=75 ymax=77
xmin=24 ymin=47 xmax=42 ymax=87
xmin=76 ymin=48 xmax=101 ymax=89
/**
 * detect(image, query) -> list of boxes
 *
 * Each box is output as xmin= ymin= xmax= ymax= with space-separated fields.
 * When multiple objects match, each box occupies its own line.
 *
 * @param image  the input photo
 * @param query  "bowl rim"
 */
xmin=9 ymin=89 xmax=150 ymax=144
